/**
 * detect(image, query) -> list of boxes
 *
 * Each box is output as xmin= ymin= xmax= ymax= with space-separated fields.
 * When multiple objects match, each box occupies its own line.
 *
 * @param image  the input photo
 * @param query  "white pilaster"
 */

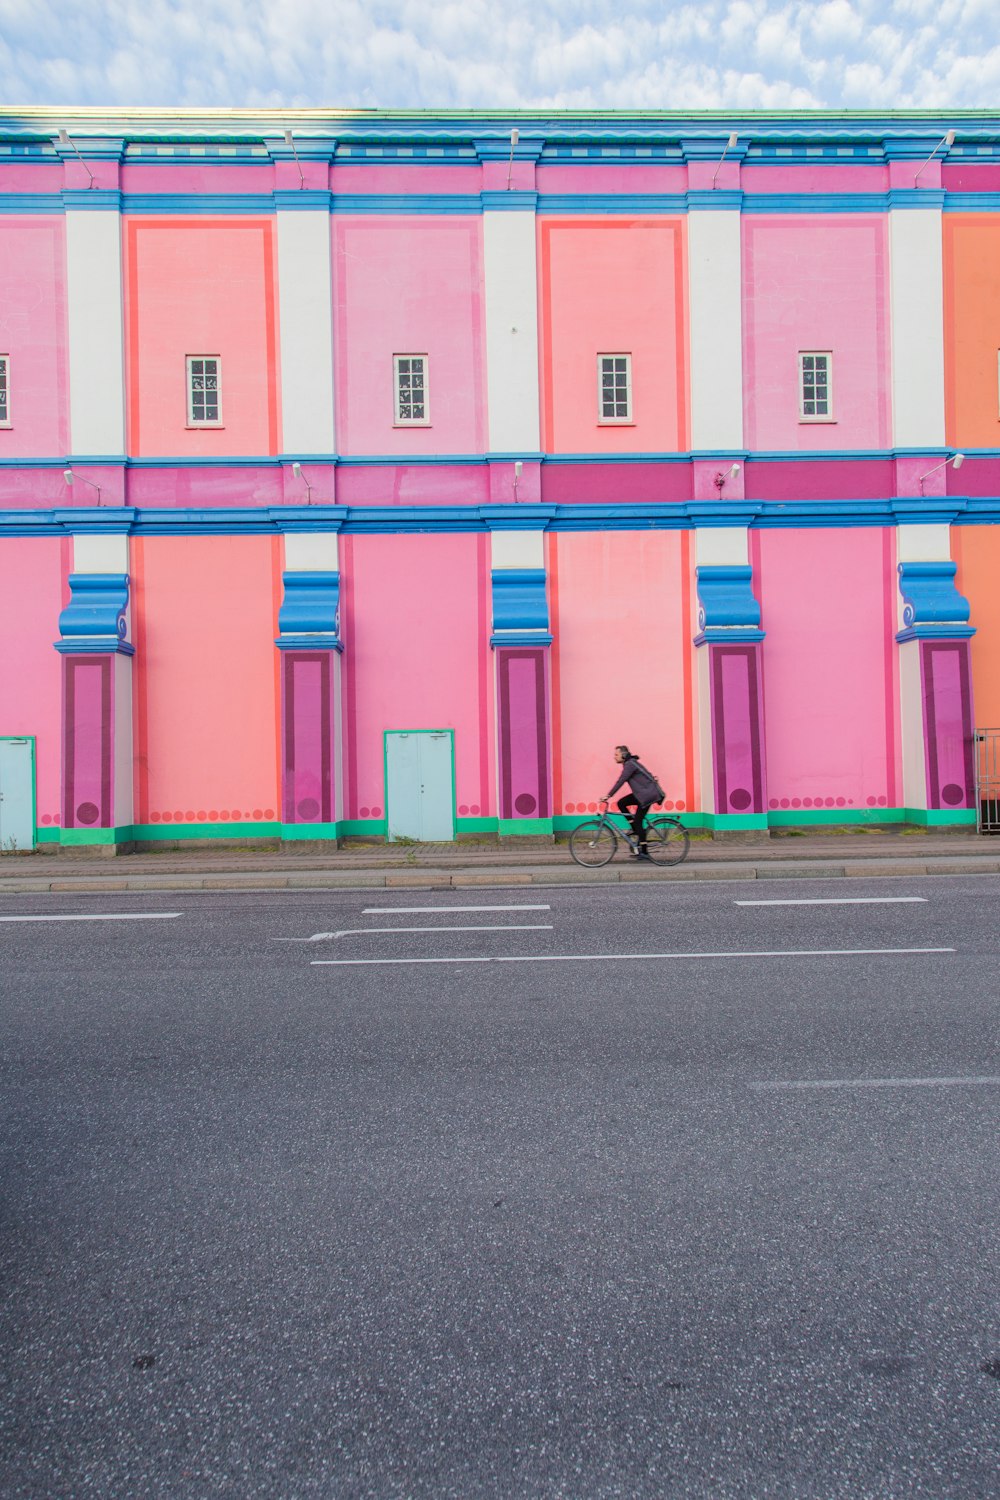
xmin=65 ymin=211 xmax=126 ymax=456
xmin=276 ymin=211 xmax=336 ymax=455
xmin=283 ymin=530 xmax=339 ymax=572
xmin=694 ymin=525 xmax=749 ymax=568
xmin=688 ymin=212 xmax=744 ymax=451
xmin=889 ymin=209 xmax=946 ymax=448
xmin=490 ymin=529 xmax=544 ymax=570
xmin=482 ymin=212 xmax=540 ymax=454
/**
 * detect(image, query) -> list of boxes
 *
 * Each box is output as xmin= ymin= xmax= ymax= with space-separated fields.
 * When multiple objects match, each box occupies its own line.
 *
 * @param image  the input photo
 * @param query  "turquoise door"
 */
xmin=385 ymin=731 xmax=454 ymax=842
xmin=0 ymin=738 xmax=35 ymax=852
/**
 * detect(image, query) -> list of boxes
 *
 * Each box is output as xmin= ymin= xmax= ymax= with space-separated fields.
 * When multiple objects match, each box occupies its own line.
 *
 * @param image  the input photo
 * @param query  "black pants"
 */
xmin=617 ymin=795 xmax=654 ymax=845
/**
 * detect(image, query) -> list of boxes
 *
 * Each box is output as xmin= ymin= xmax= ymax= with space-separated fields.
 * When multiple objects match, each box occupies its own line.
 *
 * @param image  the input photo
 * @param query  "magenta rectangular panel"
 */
xmin=921 ymin=641 xmax=975 ymax=811
xmin=62 ymin=656 xmax=112 ymax=829
xmin=711 ymin=645 xmax=766 ymax=816
xmin=497 ymin=648 xmax=550 ymax=820
xmin=281 ymin=652 xmax=334 ymax=824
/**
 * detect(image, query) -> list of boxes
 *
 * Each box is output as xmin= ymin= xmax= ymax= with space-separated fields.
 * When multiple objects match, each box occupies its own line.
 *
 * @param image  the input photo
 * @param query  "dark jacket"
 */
xmin=606 ymin=757 xmax=660 ymax=805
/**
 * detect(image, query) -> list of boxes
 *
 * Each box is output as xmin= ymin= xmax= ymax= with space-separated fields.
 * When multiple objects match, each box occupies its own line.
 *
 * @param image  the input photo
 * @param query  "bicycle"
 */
xmin=568 ymin=800 xmax=690 ymax=868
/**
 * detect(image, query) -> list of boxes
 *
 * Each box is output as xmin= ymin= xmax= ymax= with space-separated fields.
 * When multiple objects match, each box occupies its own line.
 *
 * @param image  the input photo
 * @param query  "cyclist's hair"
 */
xmin=616 ymin=744 xmax=636 ymax=759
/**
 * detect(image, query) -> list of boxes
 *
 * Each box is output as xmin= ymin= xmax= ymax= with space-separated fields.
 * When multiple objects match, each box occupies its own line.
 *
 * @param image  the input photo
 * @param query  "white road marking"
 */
xmin=0 ymin=912 xmax=181 ymax=924
xmin=751 ymin=1076 xmax=1000 ymax=1090
xmin=362 ymin=904 xmax=551 ymax=914
xmin=276 ymin=924 xmax=554 ymax=943
xmin=313 ymin=945 xmax=953 ymax=967
xmin=735 ymin=897 xmax=928 ymax=907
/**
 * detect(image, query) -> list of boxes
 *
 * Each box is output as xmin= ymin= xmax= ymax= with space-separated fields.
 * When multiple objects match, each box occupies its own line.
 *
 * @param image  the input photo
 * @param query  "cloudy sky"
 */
xmin=1 ymin=0 xmax=999 ymax=111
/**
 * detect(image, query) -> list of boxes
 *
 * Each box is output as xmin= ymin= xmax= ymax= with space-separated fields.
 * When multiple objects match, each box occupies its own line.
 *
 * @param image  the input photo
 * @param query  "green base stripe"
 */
xmin=280 ymin=822 xmax=339 ymax=841
xmin=497 ymin=817 xmax=553 ymax=836
xmin=338 ymin=819 xmax=388 ymax=839
xmin=456 ymin=817 xmax=499 ymax=834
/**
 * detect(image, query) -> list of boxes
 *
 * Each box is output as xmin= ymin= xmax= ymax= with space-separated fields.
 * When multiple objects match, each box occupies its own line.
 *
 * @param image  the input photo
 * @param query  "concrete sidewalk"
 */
xmin=2 ymin=830 xmax=999 ymax=893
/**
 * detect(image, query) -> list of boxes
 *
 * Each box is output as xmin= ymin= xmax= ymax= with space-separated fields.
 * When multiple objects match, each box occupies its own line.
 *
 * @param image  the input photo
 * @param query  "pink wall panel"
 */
xmin=540 ymin=219 xmax=688 ymax=455
xmin=743 ymin=217 xmax=890 ymax=451
xmin=549 ymin=530 xmax=694 ymax=815
xmin=0 ymin=537 xmax=65 ymax=826
xmin=754 ymin=527 xmax=899 ymax=810
xmin=131 ymin=535 xmax=280 ymax=824
xmin=0 ymin=219 xmax=68 ymax=456
xmin=334 ymin=217 xmax=485 ymax=456
xmin=125 ymin=219 xmax=279 ymax=458
xmin=341 ymin=532 xmax=491 ymax=819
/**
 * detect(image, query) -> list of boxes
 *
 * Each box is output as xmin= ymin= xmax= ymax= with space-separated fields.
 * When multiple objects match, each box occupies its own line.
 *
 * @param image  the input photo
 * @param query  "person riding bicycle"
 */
xmin=603 ymin=745 xmax=662 ymax=861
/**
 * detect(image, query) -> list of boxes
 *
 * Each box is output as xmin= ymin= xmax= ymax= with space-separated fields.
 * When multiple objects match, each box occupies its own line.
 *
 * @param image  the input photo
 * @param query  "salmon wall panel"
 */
xmin=943 ymin=216 xmax=1000 ymax=448
xmin=341 ymin=532 xmax=491 ymax=819
xmin=334 ymin=217 xmax=485 ymax=456
xmin=132 ymin=535 xmax=280 ymax=824
xmin=755 ymin=527 xmax=899 ymax=809
xmin=550 ymin=530 xmax=694 ymax=815
xmin=0 ymin=537 xmax=65 ymax=825
xmin=953 ymin=525 xmax=1000 ymax=725
xmin=125 ymin=219 xmax=279 ymax=457
xmin=0 ymin=219 xmax=68 ymax=456
xmin=540 ymin=219 xmax=688 ymax=454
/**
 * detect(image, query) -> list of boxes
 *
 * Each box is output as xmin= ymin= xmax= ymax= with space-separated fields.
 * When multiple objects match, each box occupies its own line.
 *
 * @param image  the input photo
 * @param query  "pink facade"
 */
xmin=125 ymin=218 xmax=279 ymax=458
xmin=334 ymin=217 xmax=486 ymax=456
xmin=1 ymin=109 xmax=997 ymax=847
xmin=341 ymin=532 xmax=492 ymax=821
xmin=540 ymin=219 xmax=688 ymax=454
xmin=754 ymin=528 xmax=899 ymax=811
xmin=0 ymin=218 xmax=68 ymax=457
xmin=743 ymin=217 xmax=891 ymax=451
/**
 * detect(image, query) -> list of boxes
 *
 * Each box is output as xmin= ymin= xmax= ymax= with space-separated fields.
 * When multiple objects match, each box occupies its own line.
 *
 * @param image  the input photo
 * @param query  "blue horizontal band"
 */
xmin=3 ymin=496 xmax=1000 ymax=538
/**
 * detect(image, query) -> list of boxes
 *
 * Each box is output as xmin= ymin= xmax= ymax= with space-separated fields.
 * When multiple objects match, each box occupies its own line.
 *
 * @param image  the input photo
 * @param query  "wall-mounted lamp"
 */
xmin=291 ymin=461 xmax=313 ymax=503
xmin=506 ymin=128 xmax=519 ymax=191
xmin=291 ymin=461 xmax=314 ymax=504
xmin=712 ymin=133 xmax=739 ymax=189
xmin=513 ymin=459 xmax=523 ymax=498
xmin=284 ymin=129 xmax=305 ymax=189
xmin=914 ymin=128 xmax=956 ymax=185
xmin=64 ymin=467 xmax=102 ymax=505
xmin=714 ymin=462 xmax=741 ymax=492
xmin=918 ymin=451 xmax=964 ymax=493
xmin=56 ymin=128 xmax=95 ymax=188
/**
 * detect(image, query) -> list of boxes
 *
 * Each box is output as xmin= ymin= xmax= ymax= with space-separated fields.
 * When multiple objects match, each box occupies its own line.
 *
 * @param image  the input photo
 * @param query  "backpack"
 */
xmin=636 ymin=761 xmax=666 ymax=805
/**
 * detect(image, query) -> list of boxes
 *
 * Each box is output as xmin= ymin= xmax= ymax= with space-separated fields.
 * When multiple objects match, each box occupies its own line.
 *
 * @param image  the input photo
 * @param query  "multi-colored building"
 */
xmin=1 ymin=106 xmax=998 ymax=851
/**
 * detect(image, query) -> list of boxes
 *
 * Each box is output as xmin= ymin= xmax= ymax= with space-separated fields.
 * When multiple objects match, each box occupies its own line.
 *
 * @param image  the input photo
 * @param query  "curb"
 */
xmin=1 ymin=856 xmax=999 ymax=895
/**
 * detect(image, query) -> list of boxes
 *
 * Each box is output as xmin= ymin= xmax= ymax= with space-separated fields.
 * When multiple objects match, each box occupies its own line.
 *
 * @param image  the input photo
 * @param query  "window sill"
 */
xmin=798 ymin=419 xmax=837 ymax=425
xmin=597 ymin=419 xmax=636 ymax=427
xmin=185 ymin=423 xmax=226 ymax=430
xmin=393 ymin=421 xmax=432 ymax=429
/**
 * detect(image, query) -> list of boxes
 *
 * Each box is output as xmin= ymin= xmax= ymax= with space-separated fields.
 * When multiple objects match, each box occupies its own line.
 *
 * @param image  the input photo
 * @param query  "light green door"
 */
xmin=385 ymin=731 xmax=454 ymax=842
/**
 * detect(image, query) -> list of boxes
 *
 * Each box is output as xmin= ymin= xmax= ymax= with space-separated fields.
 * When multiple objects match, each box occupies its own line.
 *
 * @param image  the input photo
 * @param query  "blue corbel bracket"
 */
xmin=55 ymin=573 xmax=133 ymax=655
xmin=694 ymin=565 xmax=764 ymax=645
xmin=895 ymin=561 xmax=974 ymax=642
xmin=276 ymin=571 xmax=342 ymax=650
xmin=490 ymin=569 xmax=549 ymax=645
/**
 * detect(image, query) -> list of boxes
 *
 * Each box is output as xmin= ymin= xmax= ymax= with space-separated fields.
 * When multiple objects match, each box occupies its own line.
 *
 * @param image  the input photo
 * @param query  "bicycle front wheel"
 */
xmin=644 ymin=817 xmax=690 ymax=866
xmin=569 ymin=820 xmax=618 ymax=868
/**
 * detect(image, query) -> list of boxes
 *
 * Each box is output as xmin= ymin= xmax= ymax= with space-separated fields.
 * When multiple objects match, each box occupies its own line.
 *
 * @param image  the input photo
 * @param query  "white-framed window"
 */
xmin=393 ymin=354 xmax=429 ymax=425
xmin=0 ymin=355 xmax=9 ymax=427
xmin=598 ymin=353 xmax=633 ymax=423
xmin=186 ymin=355 xmax=222 ymax=426
xmin=798 ymin=351 xmax=833 ymax=421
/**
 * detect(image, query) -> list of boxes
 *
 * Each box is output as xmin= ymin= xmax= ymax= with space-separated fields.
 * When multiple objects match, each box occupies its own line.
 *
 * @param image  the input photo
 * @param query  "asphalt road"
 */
xmin=1 ymin=876 xmax=998 ymax=1498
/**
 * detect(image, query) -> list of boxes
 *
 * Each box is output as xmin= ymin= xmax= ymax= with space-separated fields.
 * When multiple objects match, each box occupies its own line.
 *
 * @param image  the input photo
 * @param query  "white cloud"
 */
xmin=1 ymin=0 xmax=998 ymax=109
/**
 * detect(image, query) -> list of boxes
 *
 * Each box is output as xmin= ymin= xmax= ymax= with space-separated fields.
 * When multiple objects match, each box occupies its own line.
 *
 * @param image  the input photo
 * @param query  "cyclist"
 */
xmin=604 ymin=745 xmax=662 ymax=861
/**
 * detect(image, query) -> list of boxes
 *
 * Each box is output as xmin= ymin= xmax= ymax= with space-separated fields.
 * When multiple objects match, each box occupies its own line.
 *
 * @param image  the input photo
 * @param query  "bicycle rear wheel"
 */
xmin=569 ymin=820 xmax=618 ymax=868
xmin=644 ymin=817 xmax=690 ymax=866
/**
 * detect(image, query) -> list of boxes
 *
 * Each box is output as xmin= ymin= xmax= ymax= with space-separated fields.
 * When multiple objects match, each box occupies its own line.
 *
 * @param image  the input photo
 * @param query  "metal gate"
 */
xmin=974 ymin=728 xmax=1000 ymax=833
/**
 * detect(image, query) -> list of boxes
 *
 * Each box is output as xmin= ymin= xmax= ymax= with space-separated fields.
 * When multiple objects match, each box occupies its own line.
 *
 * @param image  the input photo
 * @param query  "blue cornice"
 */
xmin=330 ymin=192 xmax=480 ymax=214
xmin=480 ymin=190 xmax=538 ymax=211
xmin=5 ymin=497 xmax=1000 ymax=539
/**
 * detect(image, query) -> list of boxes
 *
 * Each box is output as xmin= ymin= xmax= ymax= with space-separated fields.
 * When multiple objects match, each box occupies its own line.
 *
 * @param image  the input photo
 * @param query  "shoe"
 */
xmin=636 ymin=849 xmax=652 ymax=862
